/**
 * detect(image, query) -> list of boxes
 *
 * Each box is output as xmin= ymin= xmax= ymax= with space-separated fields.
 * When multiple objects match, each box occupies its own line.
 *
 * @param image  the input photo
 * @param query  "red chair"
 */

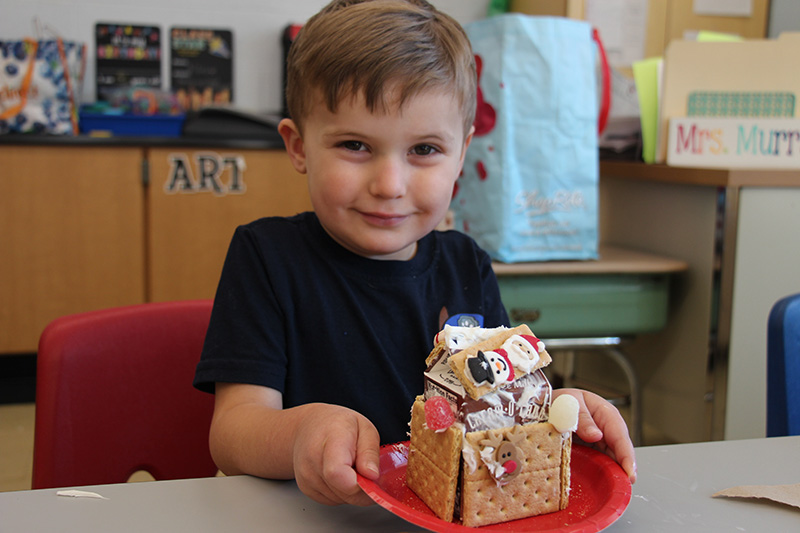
xmin=32 ymin=300 xmax=218 ymax=489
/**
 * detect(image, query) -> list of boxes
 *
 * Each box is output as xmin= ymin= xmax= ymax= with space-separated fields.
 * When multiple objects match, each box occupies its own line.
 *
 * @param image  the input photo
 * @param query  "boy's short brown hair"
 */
xmin=285 ymin=0 xmax=477 ymax=139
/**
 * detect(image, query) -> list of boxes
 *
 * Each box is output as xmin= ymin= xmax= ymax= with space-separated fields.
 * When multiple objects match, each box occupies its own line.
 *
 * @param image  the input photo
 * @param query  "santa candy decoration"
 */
xmin=464 ymin=333 xmax=545 ymax=390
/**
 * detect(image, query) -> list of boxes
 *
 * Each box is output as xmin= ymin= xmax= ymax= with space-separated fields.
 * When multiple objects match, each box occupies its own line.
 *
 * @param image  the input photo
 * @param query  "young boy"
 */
xmin=194 ymin=0 xmax=636 ymax=508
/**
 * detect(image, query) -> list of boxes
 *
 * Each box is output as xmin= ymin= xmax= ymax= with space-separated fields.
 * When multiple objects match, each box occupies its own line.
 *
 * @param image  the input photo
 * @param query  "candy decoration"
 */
xmin=425 ymin=395 xmax=456 ymax=432
xmin=479 ymin=427 xmax=525 ymax=484
xmin=466 ymin=349 xmax=514 ymax=387
xmin=550 ymin=394 xmax=580 ymax=433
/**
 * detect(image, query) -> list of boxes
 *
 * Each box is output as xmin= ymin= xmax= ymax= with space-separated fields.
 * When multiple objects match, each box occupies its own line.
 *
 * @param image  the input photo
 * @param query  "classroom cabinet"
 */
xmin=0 ymin=142 xmax=311 ymax=353
xmin=146 ymin=147 xmax=311 ymax=302
xmin=599 ymin=161 xmax=800 ymax=443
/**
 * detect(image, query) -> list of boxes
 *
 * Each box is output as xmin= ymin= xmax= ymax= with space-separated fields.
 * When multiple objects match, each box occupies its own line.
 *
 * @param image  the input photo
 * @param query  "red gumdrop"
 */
xmin=425 ymin=396 xmax=455 ymax=431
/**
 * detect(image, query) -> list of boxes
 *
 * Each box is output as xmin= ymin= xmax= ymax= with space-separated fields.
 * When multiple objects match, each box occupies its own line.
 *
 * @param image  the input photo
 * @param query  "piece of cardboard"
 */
xmin=658 ymin=33 xmax=800 ymax=163
xmin=713 ymin=483 xmax=800 ymax=510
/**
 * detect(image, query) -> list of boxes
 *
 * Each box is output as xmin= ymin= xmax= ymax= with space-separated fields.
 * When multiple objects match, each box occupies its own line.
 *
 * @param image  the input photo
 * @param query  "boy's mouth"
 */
xmin=359 ymin=211 xmax=409 ymax=227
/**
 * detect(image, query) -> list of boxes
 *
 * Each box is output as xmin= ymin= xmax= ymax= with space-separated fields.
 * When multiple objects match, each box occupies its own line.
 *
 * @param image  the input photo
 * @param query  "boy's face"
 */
xmin=280 ymin=87 xmax=472 ymax=260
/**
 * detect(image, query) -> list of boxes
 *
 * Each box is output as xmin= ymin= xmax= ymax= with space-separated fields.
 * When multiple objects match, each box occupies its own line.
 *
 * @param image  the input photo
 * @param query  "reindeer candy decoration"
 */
xmin=479 ymin=426 xmax=527 ymax=484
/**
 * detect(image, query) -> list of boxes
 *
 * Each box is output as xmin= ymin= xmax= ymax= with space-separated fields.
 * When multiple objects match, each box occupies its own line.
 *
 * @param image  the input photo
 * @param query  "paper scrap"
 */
xmin=696 ymin=30 xmax=743 ymax=42
xmin=56 ymin=490 xmax=109 ymax=500
xmin=631 ymin=56 xmax=663 ymax=163
xmin=713 ymin=483 xmax=800 ymax=510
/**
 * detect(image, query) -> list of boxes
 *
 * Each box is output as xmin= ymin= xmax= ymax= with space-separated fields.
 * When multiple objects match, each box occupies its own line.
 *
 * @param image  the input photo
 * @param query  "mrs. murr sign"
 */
xmin=667 ymin=118 xmax=800 ymax=169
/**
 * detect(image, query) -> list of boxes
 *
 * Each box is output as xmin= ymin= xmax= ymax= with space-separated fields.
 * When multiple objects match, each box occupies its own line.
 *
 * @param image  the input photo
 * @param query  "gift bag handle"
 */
xmin=56 ymin=38 xmax=81 ymax=135
xmin=593 ymin=28 xmax=611 ymax=136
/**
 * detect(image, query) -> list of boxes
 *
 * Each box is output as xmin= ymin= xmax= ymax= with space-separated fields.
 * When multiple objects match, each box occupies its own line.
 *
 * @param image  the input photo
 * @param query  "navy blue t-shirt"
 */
xmin=194 ymin=212 xmax=509 ymax=444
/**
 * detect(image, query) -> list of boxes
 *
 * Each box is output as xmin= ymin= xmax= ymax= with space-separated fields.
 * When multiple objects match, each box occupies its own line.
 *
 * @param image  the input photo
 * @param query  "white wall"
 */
xmin=0 ymin=0 xmax=490 ymax=111
xmin=768 ymin=0 xmax=800 ymax=38
xmin=725 ymin=188 xmax=800 ymax=440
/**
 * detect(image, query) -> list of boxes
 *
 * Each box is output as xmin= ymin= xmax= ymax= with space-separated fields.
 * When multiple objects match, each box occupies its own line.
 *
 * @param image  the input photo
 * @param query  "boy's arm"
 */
xmin=553 ymin=388 xmax=638 ymax=484
xmin=209 ymin=382 xmax=381 ymax=506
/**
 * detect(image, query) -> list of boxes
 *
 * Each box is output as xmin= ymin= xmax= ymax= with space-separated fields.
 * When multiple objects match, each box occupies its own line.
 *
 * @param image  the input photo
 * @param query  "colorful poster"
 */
xmin=95 ymin=23 xmax=161 ymax=101
xmin=170 ymin=28 xmax=233 ymax=111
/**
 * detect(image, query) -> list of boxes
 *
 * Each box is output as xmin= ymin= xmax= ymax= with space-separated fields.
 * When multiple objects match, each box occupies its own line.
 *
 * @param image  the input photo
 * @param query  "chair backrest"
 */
xmin=32 ymin=300 xmax=217 ymax=489
xmin=767 ymin=292 xmax=800 ymax=437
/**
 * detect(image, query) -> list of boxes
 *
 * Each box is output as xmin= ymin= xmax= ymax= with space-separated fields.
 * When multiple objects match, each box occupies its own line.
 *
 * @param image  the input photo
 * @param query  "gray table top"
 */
xmin=2 ymin=436 xmax=798 ymax=532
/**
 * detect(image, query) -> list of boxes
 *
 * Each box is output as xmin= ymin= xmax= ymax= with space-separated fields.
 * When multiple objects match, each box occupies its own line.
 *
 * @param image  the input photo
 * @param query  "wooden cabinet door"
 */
xmin=0 ymin=145 xmax=145 ymax=353
xmin=146 ymin=148 xmax=312 ymax=302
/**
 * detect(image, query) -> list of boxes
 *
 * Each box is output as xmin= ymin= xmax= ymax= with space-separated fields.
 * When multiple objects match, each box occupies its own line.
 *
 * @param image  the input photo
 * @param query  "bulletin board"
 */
xmin=95 ymin=23 xmax=161 ymax=101
xmin=170 ymin=27 xmax=233 ymax=111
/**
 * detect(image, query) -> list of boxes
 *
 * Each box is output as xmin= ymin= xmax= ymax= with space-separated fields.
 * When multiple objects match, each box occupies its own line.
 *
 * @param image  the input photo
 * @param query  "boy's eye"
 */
xmin=341 ymin=140 xmax=365 ymax=151
xmin=411 ymin=144 xmax=438 ymax=156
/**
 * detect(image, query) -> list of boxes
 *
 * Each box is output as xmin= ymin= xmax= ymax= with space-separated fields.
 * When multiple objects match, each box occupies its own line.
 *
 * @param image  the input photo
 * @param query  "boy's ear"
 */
xmin=278 ymin=118 xmax=307 ymax=174
xmin=457 ymin=125 xmax=475 ymax=172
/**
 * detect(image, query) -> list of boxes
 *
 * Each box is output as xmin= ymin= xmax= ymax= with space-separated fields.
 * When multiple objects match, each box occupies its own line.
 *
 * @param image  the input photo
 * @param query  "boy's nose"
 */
xmin=369 ymin=157 xmax=408 ymax=199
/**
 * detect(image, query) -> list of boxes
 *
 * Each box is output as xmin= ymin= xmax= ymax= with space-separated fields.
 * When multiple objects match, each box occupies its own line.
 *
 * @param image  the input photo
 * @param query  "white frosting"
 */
xmin=437 ymin=325 xmax=507 ymax=354
xmin=459 ymin=425 xmax=479 ymax=474
xmin=479 ymin=446 xmax=504 ymax=478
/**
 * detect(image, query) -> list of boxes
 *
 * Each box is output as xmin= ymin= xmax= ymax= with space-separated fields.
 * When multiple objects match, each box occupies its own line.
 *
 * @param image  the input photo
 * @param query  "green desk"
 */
xmin=493 ymin=245 xmax=688 ymax=445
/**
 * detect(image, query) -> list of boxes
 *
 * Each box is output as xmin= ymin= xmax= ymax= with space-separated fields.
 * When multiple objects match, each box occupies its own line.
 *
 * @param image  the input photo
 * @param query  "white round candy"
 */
xmin=549 ymin=394 xmax=579 ymax=433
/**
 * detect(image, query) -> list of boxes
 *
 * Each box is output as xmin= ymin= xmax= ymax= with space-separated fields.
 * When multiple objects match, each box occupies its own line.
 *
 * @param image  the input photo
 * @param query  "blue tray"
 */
xmin=79 ymin=112 xmax=185 ymax=137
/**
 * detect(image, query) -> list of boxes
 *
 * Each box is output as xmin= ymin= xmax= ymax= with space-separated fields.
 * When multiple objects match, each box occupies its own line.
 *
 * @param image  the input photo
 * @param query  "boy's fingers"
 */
xmin=598 ymin=417 xmax=637 ymax=483
xmin=580 ymin=392 xmax=638 ymax=484
xmin=558 ymin=389 xmax=637 ymax=483
xmin=354 ymin=417 xmax=381 ymax=481
xmin=576 ymin=409 xmax=603 ymax=443
xmin=324 ymin=462 xmax=373 ymax=506
xmin=622 ymin=456 xmax=638 ymax=484
xmin=563 ymin=390 xmax=602 ymax=443
xmin=318 ymin=417 xmax=377 ymax=506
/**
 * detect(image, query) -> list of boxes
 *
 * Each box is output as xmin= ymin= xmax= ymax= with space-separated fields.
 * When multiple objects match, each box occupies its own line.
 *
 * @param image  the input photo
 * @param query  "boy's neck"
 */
xmin=320 ymin=219 xmax=419 ymax=261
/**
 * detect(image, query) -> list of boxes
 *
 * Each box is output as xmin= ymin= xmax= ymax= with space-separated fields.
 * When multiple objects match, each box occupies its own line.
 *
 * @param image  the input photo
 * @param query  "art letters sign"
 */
xmin=164 ymin=152 xmax=246 ymax=196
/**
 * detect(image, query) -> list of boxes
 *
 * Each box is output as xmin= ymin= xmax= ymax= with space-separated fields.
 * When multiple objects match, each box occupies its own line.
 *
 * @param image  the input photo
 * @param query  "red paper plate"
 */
xmin=357 ymin=441 xmax=631 ymax=532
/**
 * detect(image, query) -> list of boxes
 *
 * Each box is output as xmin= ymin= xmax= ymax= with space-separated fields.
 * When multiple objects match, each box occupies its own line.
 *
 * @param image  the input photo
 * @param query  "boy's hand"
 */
xmin=553 ymin=388 xmax=637 ymax=484
xmin=292 ymin=403 xmax=381 ymax=506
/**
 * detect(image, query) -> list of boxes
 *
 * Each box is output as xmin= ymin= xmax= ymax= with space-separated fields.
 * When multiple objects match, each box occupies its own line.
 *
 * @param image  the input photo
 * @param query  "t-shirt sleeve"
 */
xmin=193 ymin=224 xmax=289 ymax=394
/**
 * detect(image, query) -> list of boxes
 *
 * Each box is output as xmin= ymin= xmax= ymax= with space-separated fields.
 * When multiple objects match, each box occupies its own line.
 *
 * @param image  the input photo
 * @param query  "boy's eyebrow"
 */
xmin=321 ymin=127 xmax=458 ymax=145
xmin=413 ymin=128 xmax=461 ymax=144
xmin=320 ymin=128 xmax=365 ymax=138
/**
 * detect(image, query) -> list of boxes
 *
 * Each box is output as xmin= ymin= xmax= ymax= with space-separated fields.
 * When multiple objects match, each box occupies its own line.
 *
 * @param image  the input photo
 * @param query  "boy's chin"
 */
xmin=364 ymin=241 xmax=418 ymax=261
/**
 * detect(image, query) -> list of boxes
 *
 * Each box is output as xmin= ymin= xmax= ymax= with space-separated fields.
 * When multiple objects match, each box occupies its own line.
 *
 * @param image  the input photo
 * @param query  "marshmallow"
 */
xmin=549 ymin=394 xmax=579 ymax=433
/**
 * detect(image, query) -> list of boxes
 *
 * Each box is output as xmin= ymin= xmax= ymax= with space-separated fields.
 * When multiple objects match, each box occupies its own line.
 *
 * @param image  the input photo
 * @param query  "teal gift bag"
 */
xmin=452 ymin=15 xmax=609 ymax=262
